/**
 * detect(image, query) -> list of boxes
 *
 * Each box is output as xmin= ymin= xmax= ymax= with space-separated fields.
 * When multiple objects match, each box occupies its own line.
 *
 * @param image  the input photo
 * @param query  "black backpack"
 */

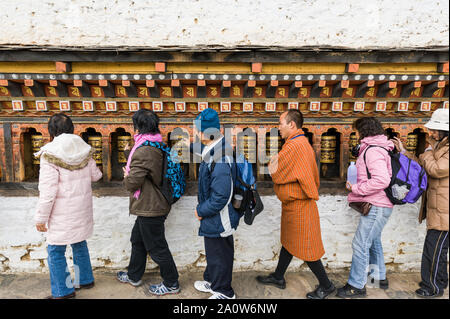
xmin=209 ymin=152 xmax=264 ymax=225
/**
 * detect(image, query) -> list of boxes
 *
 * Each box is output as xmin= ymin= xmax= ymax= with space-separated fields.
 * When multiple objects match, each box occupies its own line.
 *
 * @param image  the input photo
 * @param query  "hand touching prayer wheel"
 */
xmin=31 ymin=134 xmax=43 ymax=165
xmin=406 ymin=133 xmax=418 ymax=152
xmin=117 ymin=135 xmax=131 ymax=164
xmin=88 ymin=136 xmax=102 ymax=165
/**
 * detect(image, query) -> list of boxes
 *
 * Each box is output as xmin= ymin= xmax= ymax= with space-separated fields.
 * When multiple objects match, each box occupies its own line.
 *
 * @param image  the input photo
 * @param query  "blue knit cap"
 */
xmin=195 ymin=108 xmax=220 ymax=132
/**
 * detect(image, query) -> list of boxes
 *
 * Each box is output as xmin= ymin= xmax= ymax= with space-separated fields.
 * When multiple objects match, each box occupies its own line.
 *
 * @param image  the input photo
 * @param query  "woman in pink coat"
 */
xmin=35 ymin=113 xmax=102 ymax=299
xmin=337 ymin=117 xmax=395 ymax=298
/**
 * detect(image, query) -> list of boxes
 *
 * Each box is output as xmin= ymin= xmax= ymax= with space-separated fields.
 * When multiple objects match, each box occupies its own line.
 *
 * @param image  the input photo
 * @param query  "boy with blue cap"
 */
xmin=192 ymin=108 xmax=241 ymax=299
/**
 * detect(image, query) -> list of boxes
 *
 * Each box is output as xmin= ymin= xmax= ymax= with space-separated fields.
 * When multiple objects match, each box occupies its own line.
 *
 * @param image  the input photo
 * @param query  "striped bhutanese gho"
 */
xmin=269 ymin=128 xmax=325 ymax=261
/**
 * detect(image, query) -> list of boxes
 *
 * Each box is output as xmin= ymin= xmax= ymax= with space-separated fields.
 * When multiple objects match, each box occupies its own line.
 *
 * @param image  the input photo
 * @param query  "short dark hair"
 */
xmin=132 ymin=109 xmax=160 ymax=134
xmin=48 ymin=113 xmax=74 ymax=139
xmin=284 ymin=109 xmax=304 ymax=128
xmin=438 ymin=130 xmax=449 ymax=141
xmin=353 ymin=117 xmax=386 ymax=140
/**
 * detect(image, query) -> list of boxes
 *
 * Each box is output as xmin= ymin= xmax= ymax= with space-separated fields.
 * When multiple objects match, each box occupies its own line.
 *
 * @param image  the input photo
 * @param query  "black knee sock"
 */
xmin=306 ymin=260 xmax=332 ymax=289
xmin=273 ymin=246 xmax=293 ymax=280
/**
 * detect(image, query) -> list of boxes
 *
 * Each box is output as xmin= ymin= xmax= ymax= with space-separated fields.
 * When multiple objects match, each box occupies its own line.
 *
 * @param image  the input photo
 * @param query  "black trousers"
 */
xmin=127 ymin=216 xmax=179 ymax=287
xmin=274 ymin=246 xmax=332 ymax=289
xmin=420 ymin=229 xmax=449 ymax=295
xmin=203 ymin=236 xmax=235 ymax=297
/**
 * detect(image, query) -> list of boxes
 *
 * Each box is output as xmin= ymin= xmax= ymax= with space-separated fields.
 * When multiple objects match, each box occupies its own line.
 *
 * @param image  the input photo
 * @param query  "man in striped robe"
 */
xmin=256 ymin=109 xmax=336 ymax=299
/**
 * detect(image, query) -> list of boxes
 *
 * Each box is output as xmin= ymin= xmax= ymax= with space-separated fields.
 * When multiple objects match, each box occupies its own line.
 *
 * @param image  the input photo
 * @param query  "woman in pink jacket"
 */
xmin=35 ymin=113 xmax=102 ymax=299
xmin=337 ymin=117 xmax=395 ymax=298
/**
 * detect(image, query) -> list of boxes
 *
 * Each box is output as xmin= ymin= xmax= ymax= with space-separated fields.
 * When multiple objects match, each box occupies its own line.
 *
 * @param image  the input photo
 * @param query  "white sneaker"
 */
xmin=209 ymin=292 xmax=236 ymax=299
xmin=194 ymin=280 xmax=213 ymax=293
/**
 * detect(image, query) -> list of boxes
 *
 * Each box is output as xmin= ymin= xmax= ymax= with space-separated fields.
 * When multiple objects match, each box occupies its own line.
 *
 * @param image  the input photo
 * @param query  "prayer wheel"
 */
xmin=349 ymin=134 xmax=358 ymax=161
xmin=320 ymin=135 xmax=336 ymax=163
xmin=117 ymin=135 xmax=131 ymax=164
xmin=406 ymin=134 xmax=418 ymax=152
xmin=88 ymin=136 xmax=102 ymax=165
xmin=237 ymin=135 xmax=257 ymax=163
xmin=170 ymin=132 xmax=189 ymax=163
xmin=266 ymin=135 xmax=282 ymax=161
xmin=31 ymin=135 xmax=43 ymax=165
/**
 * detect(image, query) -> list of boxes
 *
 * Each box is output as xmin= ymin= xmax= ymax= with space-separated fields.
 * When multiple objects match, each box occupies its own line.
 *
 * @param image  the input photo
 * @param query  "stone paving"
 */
xmin=0 ymin=270 xmax=448 ymax=299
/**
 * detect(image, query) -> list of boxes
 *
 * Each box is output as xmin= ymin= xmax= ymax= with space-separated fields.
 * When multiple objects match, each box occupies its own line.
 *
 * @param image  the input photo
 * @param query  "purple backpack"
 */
xmin=363 ymin=145 xmax=428 ymax=205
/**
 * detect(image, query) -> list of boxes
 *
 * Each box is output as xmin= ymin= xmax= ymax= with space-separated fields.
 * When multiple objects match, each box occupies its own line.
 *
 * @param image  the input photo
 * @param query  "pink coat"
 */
xmin=348 ymin=135 xmax=394 ymax=208
xmin=35 ymin=134 xmax=103 ymax=245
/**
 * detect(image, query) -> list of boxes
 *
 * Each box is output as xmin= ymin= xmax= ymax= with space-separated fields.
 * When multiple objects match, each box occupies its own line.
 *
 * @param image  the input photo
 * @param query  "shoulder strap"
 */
xmin=362 ymin=145 xmax=389 ymax=179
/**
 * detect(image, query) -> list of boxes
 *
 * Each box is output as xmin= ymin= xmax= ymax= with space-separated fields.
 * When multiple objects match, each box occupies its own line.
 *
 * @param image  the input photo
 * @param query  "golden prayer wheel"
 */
xmin=406 ymin=134 xmax=418 ymax=152
xmin=117 ymin=135 xmax=131 ymax=164
xmin=88 ymin=136 xmax=102 ymax=165
xmin=237 ymin=135 xmax=257 ymax=163
xmin=349 ymin=134 xmax=358 ymax=161
xmin=170 ymin=133 xmax=189 ymax=163
xmin=31 ymin=135 xmax=43 ymax=165
xmin=320 ymin=135 xmax=336 ymax=163
xmin=266 ymin=135 xmax=282 ymax=161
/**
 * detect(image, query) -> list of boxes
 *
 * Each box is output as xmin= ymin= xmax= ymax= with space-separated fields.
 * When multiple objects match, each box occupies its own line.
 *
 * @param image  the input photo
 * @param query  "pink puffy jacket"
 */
xmin=35 ymin=134 xmax=102 ymax=245
xmin=348 ymin=135 xmax=395 ymax=208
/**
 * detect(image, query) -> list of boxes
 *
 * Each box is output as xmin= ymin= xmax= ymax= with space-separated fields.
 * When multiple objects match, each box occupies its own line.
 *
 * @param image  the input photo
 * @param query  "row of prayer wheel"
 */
xmin=28 ymin=132 xmax=419 ymax=168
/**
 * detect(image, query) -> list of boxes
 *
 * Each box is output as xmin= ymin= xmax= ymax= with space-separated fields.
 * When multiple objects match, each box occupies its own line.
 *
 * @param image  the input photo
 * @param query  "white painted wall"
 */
xmin=0 ymin=194 xmax=429 ymax=274
xmin=0 ymin=0 xmax=448 ymax=48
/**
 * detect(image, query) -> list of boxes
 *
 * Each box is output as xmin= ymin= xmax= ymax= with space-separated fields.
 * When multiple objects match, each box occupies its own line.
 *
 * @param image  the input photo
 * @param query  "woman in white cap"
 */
xmin=393 ymin=108 xmax=448 ymax=298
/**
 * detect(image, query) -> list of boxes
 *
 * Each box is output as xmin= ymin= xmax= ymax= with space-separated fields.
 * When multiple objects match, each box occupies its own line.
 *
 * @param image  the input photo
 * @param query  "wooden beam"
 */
xmin=2 ymin=123 xmax=14 ymax=182
xmin=29 ymin=81 xmax=46 ymax=97
xmin=244 ymin=82 xmax=254 ymax=98
xmin=55 ymin=61 xmax=71 ymax=73
xmin=6 ymin=81 xmax=22 ymax=97
xmin=155 ymin=62 xmax=166 ymax=72
xmin=388 ymin=81 xmax=397 ymax=88
xmin=55 ymin=81 xmax=68 ymax=97
xmin=376 ymin=82 xmax=391 ymax=98
xmin=124 ymin=81 xmax=137 ymax=98
xmin=331 ymin=82 xmax=345 ymax=97
xmin=79 ymin=81 xmax=91 ymax=97
xmin=102 ymin=81 xmax=115 ymax=98
xmin=288 ymin=82 xmax=300 ymax=98
xmin=345 ymin=63 xmax=359 ymax=72
xmin=438 ymin=62 xmax=449 ymax=73
xmin=400 ymin=82 xmax=415 ymax=98
xmin=422 ymin=82 xmax=440 ymax=97
xmin=251 ymin=63 xmax=262 ymax=73
xmin=220 ymin=82 xmax=230 ymax=97
xmin=355 ymin=81 xmax=370 ymax=98
xmin=149 ymin=82 xmax=160 ymax=98
xmin=197 ymin=86 xmax=206 ymax=98
xmin=266 ymin=82 xmax=277 ymax=98
xmin=310 ymin=82 xmax=322 ymax=98
xmin=173 ymin=84 xmax=182 ymax=98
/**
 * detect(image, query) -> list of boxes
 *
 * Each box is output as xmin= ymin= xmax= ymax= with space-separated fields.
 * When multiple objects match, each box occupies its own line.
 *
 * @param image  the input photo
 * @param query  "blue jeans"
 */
xmin=47 ymin=240 xmax=94 ymax=297
xmin=348 ymin=205 xmax=393 ymax=289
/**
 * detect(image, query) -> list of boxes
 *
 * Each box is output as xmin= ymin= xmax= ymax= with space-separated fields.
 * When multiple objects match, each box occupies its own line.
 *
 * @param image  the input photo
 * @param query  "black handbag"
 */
xmin=349 ymin=201 xmax=372 ymax=216
xmin=242 ymin=188 xmax=264 ymax=225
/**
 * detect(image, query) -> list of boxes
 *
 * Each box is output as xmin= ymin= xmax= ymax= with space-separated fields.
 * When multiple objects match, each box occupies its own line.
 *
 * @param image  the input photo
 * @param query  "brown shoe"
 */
xmin=45 ymin=292 xmax=76 ymax=299
xmin=75 ymin=281 xmax=95 ymax=290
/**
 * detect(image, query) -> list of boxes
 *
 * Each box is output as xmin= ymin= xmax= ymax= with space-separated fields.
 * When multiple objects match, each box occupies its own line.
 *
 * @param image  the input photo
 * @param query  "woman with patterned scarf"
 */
xmin=116 ymin=109 xmax=180 ymax=296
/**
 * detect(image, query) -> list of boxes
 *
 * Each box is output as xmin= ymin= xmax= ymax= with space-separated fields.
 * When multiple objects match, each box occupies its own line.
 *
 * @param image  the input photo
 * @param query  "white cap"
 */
xmin=424 ymin=108 xmax=449 ymax=131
